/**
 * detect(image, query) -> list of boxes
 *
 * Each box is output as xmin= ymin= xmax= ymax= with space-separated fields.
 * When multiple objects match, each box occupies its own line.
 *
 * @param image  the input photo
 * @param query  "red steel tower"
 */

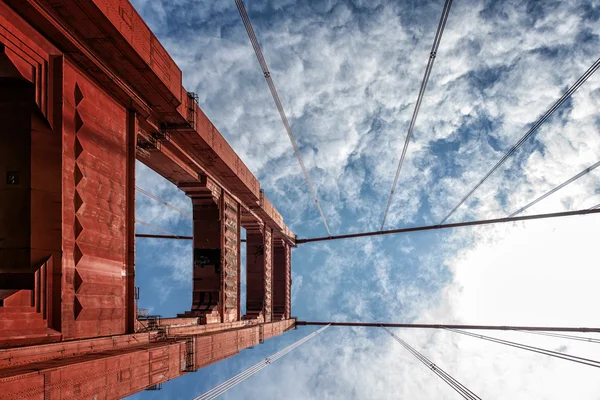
xmin=0 ymin=0 xmax=295 ymax=398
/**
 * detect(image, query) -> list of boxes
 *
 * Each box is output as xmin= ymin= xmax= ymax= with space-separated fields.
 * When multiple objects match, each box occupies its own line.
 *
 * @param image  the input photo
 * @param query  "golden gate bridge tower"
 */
xmin=1 ymin=0 xmax=599 ymax=399
xmin=0 ymin=0 xmax=294 ymax=397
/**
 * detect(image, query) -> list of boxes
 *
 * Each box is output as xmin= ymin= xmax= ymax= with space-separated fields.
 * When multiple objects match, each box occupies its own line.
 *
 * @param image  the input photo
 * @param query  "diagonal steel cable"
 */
xmin=194 ymin=325 xmax=329 ymax=400
xmin=235 ymin=0 xmax=331 ymax=235
xmin=440 ymin=56 xmax=600 ymax=225
xmin=380 ymin=0 xmax=454 ymax=230
xmin=520 ymin=330 xmax=600 ymax=344
xmin=383 ymin=327 xmax=480 ymax=399
xmin=136 ymin=186 xmax=192 ymax=220
xmin=508 ymin=160 xmax=600 ymax=217
xmin=447 ymin=328 xmax=600 ymax=369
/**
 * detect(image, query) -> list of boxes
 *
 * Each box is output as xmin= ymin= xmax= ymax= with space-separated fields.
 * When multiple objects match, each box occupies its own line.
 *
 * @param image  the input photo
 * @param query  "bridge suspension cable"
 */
xmin=135 ymin=233 xmax=193 ymax=240
xmin=194 ymin=325 xmax=330 ymax=400
xmin=295 ymin=207 xmax=600 ymax=244
xmin=508 ymin=159 xmax=600 ymax=218
xmin=235 ymin=0 xmax=332 ymax=236
xmin=446 ymin=328 xmax=600 ymax=369
xmin=589 ymin=203 xmax=600 ymax=210
xmin=134 ymin=233 xmax=248 ymax=242
xmin=135 ymin=219 xmax=188 ymax=239
xmin=383 ymin=327 xmax=480 ymax=399
xmin=439 ymin=56 xmax=600 ymax=225
xmin=136 ymin=186 xmax=192 ymax=220
xmin=296 ymin=321 xmax=600 ymax=333
xmin=519 ymin=330 xmax=600 ymax=344
xmin=380 ymin=0 xmax=454 ymax=230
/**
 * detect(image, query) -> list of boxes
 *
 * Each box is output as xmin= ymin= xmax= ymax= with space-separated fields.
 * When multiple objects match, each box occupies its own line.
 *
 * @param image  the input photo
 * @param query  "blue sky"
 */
xmin=128 ymin=0 xmax=600 ymax=398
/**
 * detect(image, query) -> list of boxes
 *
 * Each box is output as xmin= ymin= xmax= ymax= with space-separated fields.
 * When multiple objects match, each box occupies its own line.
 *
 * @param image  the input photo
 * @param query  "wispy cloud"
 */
xmin=127 ymin=0 xmax=600 ymax=398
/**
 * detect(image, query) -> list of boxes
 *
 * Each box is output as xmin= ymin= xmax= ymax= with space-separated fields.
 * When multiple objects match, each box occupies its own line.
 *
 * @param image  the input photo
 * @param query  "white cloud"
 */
xmin=126 ymin=0 xmax=600 ymax=398
xmin=226 ymin=214 xmax=600 ymax=400
xmin=135 ymin=162 xmax=192 ymax=230
xmin=130 ymin=0 xmax=600 ymax=234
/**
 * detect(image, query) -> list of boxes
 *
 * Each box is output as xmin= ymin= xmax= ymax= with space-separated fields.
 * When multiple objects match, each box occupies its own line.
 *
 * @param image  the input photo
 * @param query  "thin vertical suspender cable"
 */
xmin=194 ymin=325 xmax=329 ymax=400
xmin=508 ymin=160 xmax=600 ymax=217
xmin=440 ymin=57 xmax=600 ymax=225
xmin=383 ymin=327 xmax=480 ymax=400
xmin=446 ymin=329 xmax=600 ymax=368
xmin=136 ymin=186 xmax=193 ymax=220
xmin=380 ymin=0 xmax=454 ymax=230
xmin=234 ymin=0 xmax=331 ymax=235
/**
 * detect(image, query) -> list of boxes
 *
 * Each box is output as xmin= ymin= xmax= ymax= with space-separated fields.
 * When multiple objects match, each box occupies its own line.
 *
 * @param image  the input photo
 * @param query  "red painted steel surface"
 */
xmin=0 ymin=4 xmax=63 ymax=345
xmin=285 ymin=243 xmax=292 ymax=319
xmin=245 ymin=228 xmax=269 ymax=322
xmin=241 ymin=205 xmax=282 ymax=323
xmin=0 ymin=320 xmax=296 ymax=399
xmin=263 ymin=228 xmax=274 ymax=322
xmin=222 ymin=193 xmax=240 ymax=323
xmin=125 ymin=110 xmax=137 ymax=333
xmin=3 ymin=0 xmax=294 ymax=235
xmin=179 ymin=179 xmax=223 ymax=323
xmin=164 ymin=320 xmax=258 ymax=337
xmin=62 ymin=59 xmax=130 ymax=339
xmin=273 ymin=240 xmax=287 ymax=320
xmin=0 ymin=332 xmax=159 ymax=370
xmin=263 ymin=320 xmax=296 ymax=341
xmin=0 ymin=341 xmax=187 ymax=399
xmin=0 ymin=0 xmax=295 ymax=397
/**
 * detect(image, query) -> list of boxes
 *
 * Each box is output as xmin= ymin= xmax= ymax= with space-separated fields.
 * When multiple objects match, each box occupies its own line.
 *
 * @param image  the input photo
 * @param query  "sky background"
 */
xmin=127 ymin=0 xmax=600 ymax=398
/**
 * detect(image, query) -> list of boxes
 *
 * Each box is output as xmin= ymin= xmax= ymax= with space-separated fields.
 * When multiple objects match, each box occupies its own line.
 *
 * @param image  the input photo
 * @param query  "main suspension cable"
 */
xmin=296 ymin=207 xmax=600 ymax=244
xmin=380 ymin=0 xmax=454 ymax=230
xmin=447 ymin=328 xmax=600 ymax=369
xmin=440 ymin=56 xmax=600 ymax=225
xmin=235 ymin=0 xmax=331 ymax=236
xmin=296 ymin=321 xmax=600 ymax=333
xmin=136 ymin=186 xmax=192 ymax=220
xmin=194 ymin=325 xmax=329 ymax=400
xmin=508 ymin=160 xmax=600 ymax=217
xmin=383 ymin=327 xmax=480 ymax=399
xmin=589 ymin=203 xmax=600 ymax=210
